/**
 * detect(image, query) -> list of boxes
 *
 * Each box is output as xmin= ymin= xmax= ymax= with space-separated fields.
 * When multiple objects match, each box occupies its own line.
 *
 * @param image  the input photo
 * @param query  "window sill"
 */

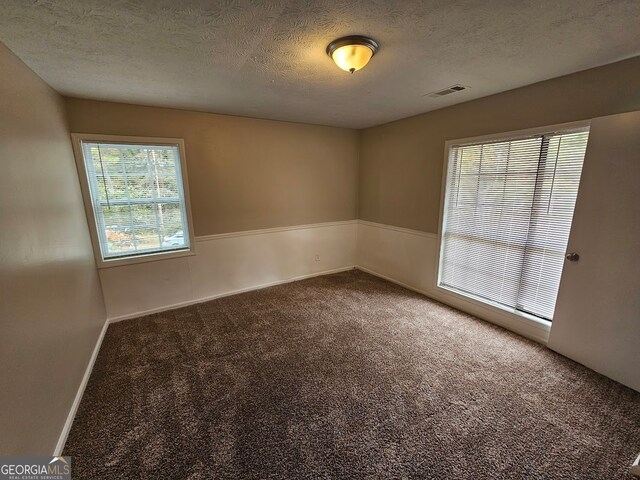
xmin=435 ymin=284 xmax=551 ymax=343
xmin=96 ymin=248 xmax=196 ymax=269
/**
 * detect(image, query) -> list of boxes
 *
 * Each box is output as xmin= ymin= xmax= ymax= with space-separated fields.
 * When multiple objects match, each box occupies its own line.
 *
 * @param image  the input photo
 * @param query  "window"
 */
xmin=438 ymin=125 xmax=589 ymax=320
xmin=72 ymin=134 xmax=194 ymax=267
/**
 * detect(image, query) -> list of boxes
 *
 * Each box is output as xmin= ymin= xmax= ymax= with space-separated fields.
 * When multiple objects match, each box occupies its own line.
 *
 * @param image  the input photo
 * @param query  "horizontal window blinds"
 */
xmin=81 ymin=142 xmax=190 ymax=260
xmin=439 ymin=128 xmax=589 ymax=320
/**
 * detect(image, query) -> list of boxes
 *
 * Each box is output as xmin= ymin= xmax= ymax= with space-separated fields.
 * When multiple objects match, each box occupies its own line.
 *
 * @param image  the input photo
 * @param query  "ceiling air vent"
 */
xmin=425 ymin=84 xmax=467 ymax=98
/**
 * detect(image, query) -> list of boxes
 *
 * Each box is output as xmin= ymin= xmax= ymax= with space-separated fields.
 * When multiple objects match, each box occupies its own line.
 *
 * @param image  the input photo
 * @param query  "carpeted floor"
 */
xmin=64 ymin=270 xmax=640 ymax=479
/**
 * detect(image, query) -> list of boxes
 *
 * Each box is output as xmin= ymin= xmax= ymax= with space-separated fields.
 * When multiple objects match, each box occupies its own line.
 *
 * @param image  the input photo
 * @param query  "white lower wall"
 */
xmin=356 ymin=220 xmax=440 ymax=293
xmin=356 ymin=220 xmax=551 ymax=344
xmin=101 ymin=218 xmax=550 ymax=344
xmin=100 ymin=221 xmax=357 ymax=321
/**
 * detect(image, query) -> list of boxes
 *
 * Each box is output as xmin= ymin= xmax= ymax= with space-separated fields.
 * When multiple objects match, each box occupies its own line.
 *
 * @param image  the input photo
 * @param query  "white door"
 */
xmin=548 ymin=111 xmax=640 ymax=392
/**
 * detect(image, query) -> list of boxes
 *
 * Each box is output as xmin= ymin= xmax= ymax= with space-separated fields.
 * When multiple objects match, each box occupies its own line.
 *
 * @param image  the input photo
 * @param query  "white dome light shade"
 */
xmin=326 ymin=36 xmax=379 ymax=74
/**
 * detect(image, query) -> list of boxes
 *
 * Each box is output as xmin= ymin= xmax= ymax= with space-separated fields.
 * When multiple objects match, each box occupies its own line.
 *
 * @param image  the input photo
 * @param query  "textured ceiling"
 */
xmin=1 ymin=0 xmax=639 ymax=128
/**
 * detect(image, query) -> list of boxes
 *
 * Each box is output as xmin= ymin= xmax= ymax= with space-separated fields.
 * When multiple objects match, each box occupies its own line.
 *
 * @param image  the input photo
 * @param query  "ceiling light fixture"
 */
xmin=326 ymin=35 xmax=379 ymax=74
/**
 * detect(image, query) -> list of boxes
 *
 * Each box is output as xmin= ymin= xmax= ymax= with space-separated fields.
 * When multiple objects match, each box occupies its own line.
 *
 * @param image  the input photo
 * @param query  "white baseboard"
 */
xmin=356 ymin=265 xmax=549 ymax=344
xmin=100 ymin=220 xmax=358 ymax=321
xmin=59 ymin=219 xmax=555 ymax=453
xmin=109 ymin=266 xmax=356 ymax=323
xmin=356 ymin=265 xmax=430 ymax=296
xmin=54 ymin=318 xmax=109 ymax=455
xmin=54 ymin=266 xmax=356 ymax=451
xmin=356 ymin=221 xmax=550 ymax=344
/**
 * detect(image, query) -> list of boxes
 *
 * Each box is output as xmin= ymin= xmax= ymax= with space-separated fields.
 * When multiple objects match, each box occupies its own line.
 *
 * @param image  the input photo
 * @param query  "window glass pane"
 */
xmin=439 ymin=128 xmax=589 ymax=320
xmin=516 ymin=131 xmax=589 ymax=318
xmin=81 ymin=141 xmax=190 ymax=260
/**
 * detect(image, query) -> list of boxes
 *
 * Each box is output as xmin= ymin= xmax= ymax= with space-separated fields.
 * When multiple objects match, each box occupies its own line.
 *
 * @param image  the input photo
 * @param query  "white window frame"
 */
xmin=71 ymin=133 xmax=196 ymax=268
xmin=435 ymin=120 xmax=590 ymax=336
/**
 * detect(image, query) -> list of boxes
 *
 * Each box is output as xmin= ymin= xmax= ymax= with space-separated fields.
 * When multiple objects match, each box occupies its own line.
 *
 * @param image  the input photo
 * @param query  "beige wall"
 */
xmin=64 ymin=99 xmax=360 ymax=237
xmin=0 ymin=44 xmax=106 ymax=454
xmin=359 ymin=56 xmax=640 ymax=233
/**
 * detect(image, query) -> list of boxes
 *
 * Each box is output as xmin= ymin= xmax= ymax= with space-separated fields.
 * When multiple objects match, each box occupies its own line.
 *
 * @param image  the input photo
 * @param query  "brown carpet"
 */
xmin=64 ymin=270 xmax=640 ymax=479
